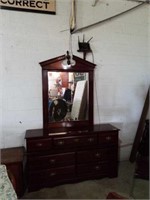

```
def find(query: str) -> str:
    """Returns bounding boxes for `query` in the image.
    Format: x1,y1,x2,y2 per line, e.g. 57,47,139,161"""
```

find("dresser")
25,124,119,192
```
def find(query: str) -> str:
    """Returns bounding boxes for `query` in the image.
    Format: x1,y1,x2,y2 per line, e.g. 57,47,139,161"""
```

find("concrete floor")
22,161,149,199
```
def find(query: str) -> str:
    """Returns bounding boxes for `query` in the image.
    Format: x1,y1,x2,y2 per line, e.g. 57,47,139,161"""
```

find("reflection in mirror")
48,72,89,122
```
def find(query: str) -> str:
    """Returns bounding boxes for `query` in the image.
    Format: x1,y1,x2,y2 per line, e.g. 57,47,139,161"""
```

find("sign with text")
0,0,56,14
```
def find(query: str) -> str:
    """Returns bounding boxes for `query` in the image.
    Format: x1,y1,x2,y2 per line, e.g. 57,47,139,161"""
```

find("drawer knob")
36,143,43,147
49,159,55,164
95,166,100,170
50,172,56,176
74,138,79,143
58,140,64,145
88,138,94,142
95,152,101,157
106,136,111,141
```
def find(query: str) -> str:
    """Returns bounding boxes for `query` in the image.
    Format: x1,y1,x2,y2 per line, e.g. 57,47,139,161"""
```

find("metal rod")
72,2,145,34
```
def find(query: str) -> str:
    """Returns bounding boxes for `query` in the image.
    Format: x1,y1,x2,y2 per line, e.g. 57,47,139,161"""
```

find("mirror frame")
40,54,96,132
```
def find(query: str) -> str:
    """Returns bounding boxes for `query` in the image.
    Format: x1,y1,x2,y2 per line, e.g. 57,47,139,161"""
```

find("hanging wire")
94,69,101,125
91,51,95,64
69,33,73,57
91,49,101,124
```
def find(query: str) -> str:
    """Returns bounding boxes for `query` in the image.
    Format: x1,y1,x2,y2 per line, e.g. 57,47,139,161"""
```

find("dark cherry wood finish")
25,55,119,192
25,124,119,192
39,55,96,131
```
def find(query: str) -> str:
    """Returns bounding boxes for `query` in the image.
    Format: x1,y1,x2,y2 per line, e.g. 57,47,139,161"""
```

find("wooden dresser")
25,124,119,192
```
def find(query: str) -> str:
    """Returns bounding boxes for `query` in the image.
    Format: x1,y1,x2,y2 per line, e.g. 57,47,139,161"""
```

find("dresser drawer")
26,138,52,152
28,152,75,169
29,166,75,183
98,133,118,145
77,162,108,175
77,149,110,163
53,135,97,148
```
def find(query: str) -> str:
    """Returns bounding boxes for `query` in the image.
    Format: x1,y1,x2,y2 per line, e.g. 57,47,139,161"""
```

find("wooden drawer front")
29,166,75,183
53,135,97,148
77,149,109,163
98,133,118,145
27,138,52,152
28,152,75,169
77,162,108,175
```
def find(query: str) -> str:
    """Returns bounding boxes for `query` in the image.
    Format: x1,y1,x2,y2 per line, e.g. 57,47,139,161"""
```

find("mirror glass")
48,72,89,122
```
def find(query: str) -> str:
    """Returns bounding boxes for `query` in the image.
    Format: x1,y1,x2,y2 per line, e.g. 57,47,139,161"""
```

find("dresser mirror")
40,54,96,132
48,71,89,122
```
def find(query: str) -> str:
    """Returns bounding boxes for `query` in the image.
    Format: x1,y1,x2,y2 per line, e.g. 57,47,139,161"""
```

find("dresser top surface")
25,124,119,139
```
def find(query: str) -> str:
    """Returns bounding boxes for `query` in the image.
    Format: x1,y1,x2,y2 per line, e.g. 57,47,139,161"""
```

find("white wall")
0,10,3,148
0,0,149,160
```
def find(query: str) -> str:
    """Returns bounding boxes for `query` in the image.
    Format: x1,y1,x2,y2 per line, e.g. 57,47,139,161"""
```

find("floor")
22,161,149,199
